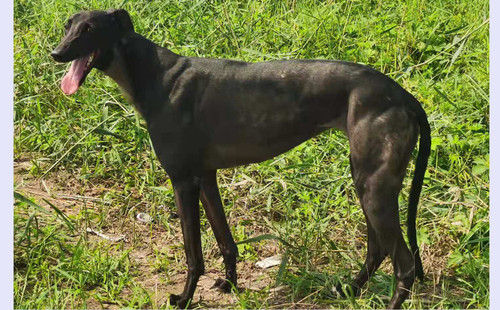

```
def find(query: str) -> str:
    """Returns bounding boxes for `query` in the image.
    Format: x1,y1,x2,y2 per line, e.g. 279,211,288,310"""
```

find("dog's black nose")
51,49,65,62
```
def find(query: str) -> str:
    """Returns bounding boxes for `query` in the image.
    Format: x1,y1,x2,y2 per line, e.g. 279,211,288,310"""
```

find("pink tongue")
61,55,91,95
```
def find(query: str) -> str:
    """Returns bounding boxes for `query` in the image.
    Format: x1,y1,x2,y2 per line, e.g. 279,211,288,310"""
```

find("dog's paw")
212,278,234,293
333,283,359,299
332,284,347,298
169,294,191,309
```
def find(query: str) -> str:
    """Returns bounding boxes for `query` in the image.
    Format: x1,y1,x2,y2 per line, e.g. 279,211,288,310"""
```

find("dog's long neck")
103,33,183,119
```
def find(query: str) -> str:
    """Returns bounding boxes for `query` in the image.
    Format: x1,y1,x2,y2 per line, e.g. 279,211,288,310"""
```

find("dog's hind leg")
352,170,415,309
335,156,386,297
349,218,386,295
347,105,419,309
200,170,238,292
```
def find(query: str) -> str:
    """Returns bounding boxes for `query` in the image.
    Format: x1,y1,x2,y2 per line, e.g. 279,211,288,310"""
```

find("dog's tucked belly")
203,136,313,169
203,114,345,169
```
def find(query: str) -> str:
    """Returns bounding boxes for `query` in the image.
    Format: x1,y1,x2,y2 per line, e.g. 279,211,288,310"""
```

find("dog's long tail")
407,102,431,282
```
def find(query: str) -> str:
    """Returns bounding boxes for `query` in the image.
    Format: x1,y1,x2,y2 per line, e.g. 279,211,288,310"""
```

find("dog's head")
51,9,134,95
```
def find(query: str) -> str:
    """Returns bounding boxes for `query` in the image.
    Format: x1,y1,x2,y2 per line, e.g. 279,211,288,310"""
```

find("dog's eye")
82,23,94,33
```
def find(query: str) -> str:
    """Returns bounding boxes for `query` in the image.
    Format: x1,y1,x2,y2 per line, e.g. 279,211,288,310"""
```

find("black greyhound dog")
51,9,430,309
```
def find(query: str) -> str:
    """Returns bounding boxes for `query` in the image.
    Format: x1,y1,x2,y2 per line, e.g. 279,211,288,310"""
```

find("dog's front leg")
169,177,204,308
200,170,238,292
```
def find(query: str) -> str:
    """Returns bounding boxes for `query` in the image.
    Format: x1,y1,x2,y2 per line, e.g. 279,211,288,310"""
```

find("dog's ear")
108,9,134,33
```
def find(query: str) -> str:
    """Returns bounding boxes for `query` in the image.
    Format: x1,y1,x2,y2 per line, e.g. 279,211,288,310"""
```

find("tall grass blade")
42,198,75,232
14,191,50,214
236,233,293,248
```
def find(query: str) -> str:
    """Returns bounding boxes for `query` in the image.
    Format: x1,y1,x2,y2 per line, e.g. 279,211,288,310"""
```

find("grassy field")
14,0,489,308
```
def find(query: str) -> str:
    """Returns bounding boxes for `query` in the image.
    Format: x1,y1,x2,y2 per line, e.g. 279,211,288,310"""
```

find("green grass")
14,0,489,308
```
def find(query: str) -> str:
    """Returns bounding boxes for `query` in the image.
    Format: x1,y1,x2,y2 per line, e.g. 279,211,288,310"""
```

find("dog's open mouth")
61,50,99,95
